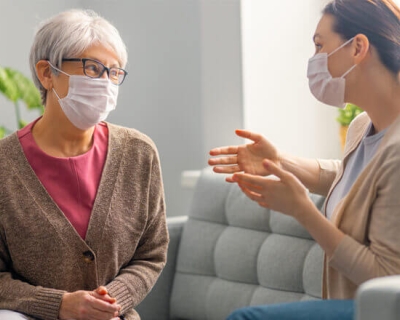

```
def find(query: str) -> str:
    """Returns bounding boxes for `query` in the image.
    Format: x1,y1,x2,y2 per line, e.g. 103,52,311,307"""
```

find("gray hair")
29,9,128,105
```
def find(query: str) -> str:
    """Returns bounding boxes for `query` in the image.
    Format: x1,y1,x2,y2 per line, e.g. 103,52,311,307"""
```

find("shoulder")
378,114,400,159
0,133,19,160
106,122,159,155
362,115,400,186
0,134,21,184
343,112,370,153
348,112,370,135
0,132,17,147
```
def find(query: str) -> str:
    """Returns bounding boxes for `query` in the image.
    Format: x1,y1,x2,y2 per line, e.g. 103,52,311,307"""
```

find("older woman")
0,9,168,320
209,0,400,319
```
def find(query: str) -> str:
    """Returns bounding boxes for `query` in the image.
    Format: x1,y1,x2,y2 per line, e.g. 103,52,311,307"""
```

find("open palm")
209,129,280,180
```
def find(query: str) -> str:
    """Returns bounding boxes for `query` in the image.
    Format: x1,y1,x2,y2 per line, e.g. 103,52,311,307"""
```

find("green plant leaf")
336,103,363,126
0,126,6,139
1,66,43,137
3,67,43,110
0,66,19,102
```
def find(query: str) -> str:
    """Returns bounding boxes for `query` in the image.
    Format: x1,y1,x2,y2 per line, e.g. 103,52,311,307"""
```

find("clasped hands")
208,129,311,219
59,286,121,320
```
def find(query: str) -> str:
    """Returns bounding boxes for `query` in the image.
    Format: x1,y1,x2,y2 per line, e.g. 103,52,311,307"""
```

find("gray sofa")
137,167,324,319
137,168,400,320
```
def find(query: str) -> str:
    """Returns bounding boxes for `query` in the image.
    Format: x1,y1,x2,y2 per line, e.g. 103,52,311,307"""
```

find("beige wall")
240,0,342,159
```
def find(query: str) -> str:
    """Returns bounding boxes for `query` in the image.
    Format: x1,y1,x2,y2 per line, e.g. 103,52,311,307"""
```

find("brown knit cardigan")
0,122,169,320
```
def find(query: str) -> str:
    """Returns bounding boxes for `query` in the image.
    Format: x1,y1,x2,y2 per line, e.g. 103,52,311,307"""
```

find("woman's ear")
353,34,370,64
35,60,53,90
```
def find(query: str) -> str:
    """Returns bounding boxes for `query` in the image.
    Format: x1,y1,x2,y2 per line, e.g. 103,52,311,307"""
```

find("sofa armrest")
355,275,400,320
136,216,188,320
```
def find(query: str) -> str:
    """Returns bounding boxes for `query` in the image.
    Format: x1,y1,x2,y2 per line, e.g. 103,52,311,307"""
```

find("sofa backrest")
170,168,325,320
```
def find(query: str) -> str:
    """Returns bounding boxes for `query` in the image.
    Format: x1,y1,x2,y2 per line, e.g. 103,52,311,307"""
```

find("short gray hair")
29,9,128,105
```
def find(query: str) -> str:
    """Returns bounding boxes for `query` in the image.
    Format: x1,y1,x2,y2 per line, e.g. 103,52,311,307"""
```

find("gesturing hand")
59,286,121,320
232,159,314,219
208,129,280,182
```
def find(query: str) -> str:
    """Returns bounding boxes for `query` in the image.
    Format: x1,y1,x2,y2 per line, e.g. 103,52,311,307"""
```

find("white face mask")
307,37,356,108
49,62,119,130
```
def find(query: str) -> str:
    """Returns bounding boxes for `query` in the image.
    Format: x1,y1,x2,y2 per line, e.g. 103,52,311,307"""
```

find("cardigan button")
83,251,95,263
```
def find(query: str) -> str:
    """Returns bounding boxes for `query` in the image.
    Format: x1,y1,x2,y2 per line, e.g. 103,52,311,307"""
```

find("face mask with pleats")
307,37,357,108
48,62,119,130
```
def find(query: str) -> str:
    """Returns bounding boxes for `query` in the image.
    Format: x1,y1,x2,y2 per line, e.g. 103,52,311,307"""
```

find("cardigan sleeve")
0,232,66,319
105,146,169,315
313,159,341,196
0,136,67,320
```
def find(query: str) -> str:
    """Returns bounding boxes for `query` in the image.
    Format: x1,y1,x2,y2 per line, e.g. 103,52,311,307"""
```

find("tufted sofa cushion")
170,168,325,320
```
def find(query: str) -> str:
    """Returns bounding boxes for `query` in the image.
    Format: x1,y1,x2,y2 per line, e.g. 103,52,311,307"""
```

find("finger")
232,172,266,187
236,179,264,195
209,146,239,156
93,287,115,303
87,307,119,320
91,298,121,314
208,155,238,166
93,292,117,304
238,184,271,210
238,184,263,202
263,160,290,182
258,201,269,208
91,293,120,311
95,286,108,296
213,165,241,174
82,298,120,320
235,129,263,143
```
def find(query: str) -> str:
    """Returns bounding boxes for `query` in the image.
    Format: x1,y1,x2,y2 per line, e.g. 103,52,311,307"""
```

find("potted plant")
336,103,363,150
0,66,43,138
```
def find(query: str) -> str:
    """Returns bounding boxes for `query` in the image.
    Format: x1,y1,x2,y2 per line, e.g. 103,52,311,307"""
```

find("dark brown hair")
323,0,400,75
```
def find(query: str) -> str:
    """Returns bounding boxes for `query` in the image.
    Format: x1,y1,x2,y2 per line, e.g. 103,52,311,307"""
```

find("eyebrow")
86,56,120,68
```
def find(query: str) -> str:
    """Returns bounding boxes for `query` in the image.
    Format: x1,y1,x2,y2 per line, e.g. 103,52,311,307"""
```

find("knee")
0,310,29,320
226,307,253,320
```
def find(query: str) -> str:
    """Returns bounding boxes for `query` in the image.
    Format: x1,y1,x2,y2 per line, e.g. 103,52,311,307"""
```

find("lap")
0,310,30,319
227,299,354,320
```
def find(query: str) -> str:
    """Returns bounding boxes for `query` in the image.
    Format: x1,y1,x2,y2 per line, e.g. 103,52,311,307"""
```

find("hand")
94,286,117,305
208,129,280,182
59,286,121,320
232,159,313,219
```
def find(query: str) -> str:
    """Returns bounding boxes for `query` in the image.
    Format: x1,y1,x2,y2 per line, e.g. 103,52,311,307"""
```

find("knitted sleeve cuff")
106,280,134,314
30,287,65,320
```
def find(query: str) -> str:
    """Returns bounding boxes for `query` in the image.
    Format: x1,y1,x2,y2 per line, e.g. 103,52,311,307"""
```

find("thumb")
95,286,108,295
95,286,117,304
235,129,262,143
263,159,288,181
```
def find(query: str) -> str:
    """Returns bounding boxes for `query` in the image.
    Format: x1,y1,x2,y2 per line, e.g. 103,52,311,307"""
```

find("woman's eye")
87,65,99,72
315,43,322,52
84,62,101,76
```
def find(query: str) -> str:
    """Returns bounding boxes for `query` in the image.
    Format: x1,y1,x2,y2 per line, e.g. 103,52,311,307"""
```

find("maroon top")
18,119,108,239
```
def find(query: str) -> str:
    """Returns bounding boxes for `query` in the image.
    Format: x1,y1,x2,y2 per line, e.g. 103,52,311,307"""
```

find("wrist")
59,292,71,320
293,197,317,224
277,151,287,170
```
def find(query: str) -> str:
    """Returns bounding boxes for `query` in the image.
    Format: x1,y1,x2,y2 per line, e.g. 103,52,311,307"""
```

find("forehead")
79,43,120,67
313,14,338,42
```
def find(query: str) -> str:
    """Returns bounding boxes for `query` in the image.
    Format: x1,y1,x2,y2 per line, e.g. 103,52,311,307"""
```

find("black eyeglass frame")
62,58,128,85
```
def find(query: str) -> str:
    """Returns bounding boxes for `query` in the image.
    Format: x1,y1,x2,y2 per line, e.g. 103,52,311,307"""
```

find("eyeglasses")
62,58,128,85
